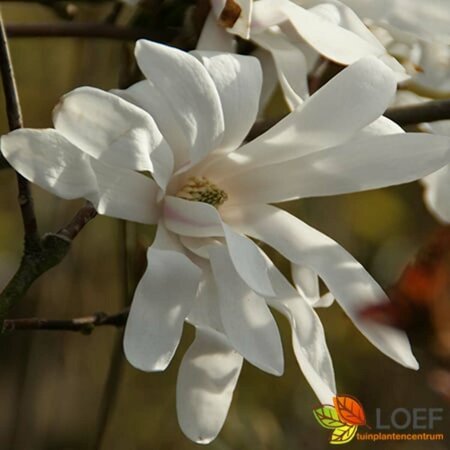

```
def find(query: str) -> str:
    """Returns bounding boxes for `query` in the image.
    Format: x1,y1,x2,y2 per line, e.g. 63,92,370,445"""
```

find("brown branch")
2,308,129,334
385,99,450,126
57,201,98,240
0,11,39,249
5,23,176,42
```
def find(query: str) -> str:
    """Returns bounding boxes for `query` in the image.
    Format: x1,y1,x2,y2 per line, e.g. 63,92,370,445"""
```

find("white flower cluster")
1,0,450,444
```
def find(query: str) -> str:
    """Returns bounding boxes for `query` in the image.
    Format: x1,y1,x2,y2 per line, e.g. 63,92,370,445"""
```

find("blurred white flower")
3,41,450,443
200,0,408,109
338,0,450,97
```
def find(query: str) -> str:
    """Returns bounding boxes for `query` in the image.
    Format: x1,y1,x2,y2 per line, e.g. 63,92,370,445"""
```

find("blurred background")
0,2,448,449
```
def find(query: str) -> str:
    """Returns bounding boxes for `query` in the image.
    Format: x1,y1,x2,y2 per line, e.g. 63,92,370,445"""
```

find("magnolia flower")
338,0,450,97
200,0,407,109
3,41,450,443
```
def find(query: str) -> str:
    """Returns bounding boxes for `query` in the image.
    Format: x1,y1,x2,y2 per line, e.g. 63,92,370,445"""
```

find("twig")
5,23,176,42
2,308,129,334
0,10,39,249
57,201,98,240
385,99,450,126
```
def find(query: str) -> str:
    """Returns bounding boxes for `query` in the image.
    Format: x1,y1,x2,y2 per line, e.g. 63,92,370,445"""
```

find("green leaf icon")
330,424,358,444
313,406,345,429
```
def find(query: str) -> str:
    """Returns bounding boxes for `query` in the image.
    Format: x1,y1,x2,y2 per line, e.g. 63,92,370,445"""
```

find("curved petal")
223,133,450,205
190,51,262,153
281,2,384,65
135,40,225,166
222,204,419,369
123,232,201,371
53,87,172,176
87,159,160,224
209,245,284,375
197,12,236,53
251,0,290,32
291,264,321,304
252,29,308,109
1,128,96,199
422,165,450,223
264,255,336,404
206,56,397,179
177,327,243,444
163,196,275,296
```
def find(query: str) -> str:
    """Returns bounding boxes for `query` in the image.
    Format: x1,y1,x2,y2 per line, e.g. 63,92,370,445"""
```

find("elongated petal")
291,264,320,304
87,159,160,224
251,0,290,32
207,56,397,179
282,2,383,65
422,165,450,223
264,256,336,404
1,128,97,199
252,29,308,108
209,245,284,375
224,133,450,205
123,238,201,371
222,204,419,369
53,87,171,175
163,196,275,296
197,12,236,52
177,327,243,444
135,40,225,165
191,52,262,153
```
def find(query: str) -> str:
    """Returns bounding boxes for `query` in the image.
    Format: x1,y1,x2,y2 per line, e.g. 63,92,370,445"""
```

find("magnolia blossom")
337,0,450,97
200,0,407,109
3,41,450,443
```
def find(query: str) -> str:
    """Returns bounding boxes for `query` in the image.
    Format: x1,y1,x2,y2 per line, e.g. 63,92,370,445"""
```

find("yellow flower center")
176,176,228,207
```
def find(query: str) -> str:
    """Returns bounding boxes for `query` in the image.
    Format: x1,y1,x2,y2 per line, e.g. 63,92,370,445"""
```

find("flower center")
176,176,228,207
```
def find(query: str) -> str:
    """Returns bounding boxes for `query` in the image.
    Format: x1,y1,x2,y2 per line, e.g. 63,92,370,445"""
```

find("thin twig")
57,202,98,240
0,10,39,249
5,23,176,42
2,308,129,334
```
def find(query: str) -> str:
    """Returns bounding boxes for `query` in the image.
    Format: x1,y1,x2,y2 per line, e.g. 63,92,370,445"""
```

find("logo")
313,395,368,445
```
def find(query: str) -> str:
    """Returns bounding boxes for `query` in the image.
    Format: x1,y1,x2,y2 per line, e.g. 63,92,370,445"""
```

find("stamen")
176,176,228,207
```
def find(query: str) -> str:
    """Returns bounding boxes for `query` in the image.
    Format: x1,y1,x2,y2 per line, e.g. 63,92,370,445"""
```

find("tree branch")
2,308,129,334
5,23,176,42
0,11,39,249
385,99,450,126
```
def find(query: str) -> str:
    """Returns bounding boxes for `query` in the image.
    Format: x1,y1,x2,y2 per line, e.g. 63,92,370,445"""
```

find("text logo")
313,395,367,445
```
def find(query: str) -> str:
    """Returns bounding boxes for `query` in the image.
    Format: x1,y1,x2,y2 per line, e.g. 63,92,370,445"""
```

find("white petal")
281,2,384,65
53,86,172,176
251,0,290,32
134,40,225,165
209,245,284,375
197,12,236,53
112,81,189,170
226,0,253,39
222,204,419,369
252,47,279,111
187,263,225,333
264,256,336,404
87,159,160,224
190,51,262,153
1,128,97,199
291,264,320,304
422,164,450,223
163,196,275,296
123,236,201,371
252,29,308,108
206,56,397,179
177,327,243,444
223,133,450,205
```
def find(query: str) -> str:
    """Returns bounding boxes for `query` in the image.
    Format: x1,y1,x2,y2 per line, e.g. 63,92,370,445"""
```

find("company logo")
313,395,367,445
314,396,445,444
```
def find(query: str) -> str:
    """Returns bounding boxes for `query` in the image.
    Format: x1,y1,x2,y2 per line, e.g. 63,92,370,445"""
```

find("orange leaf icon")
333,395,366,426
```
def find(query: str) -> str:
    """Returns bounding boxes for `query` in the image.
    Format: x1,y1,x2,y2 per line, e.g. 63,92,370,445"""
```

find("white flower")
337,0,450,97
200,0,408,109
2,41,450,443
